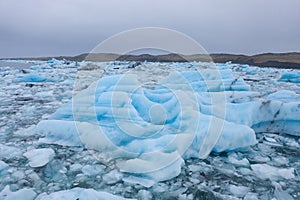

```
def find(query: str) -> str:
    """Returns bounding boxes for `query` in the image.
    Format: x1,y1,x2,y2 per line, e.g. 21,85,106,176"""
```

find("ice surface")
273,182,294,200
35,187,133,200
122,176,156,188
30,64,300,186
81,164,105,176
251,164,295,180
0,144,22,160
244,192,259,200
0,160,8,172
23,148,55,168
2,60,300,198
228,185,250,198
267,90,300,102
0,187,37,200
227,153,250,167
102,169,123,184
15,74,58,83
279,72,300,83
36,120,82,146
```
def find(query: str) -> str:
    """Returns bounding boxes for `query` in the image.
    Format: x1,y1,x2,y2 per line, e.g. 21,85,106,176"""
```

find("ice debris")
251,164,295,180
0,186,37,200
228,185,250,198
279,71,300,83
0,144,22,160
15,74,58,83
35,187,133,200
0,160,8,172
23,148,55,168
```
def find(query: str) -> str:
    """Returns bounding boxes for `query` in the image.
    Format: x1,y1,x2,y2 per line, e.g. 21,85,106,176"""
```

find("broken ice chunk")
228,185,250,198
0,160,8,172
23,148,55,168
1,188,37,200
35,187,131,200
251,164,295,180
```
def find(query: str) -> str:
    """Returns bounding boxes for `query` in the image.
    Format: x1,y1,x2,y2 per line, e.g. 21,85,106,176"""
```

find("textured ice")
0,144,22,160
228,185,250,198
102,169,123,184
81,164,105,176
227,153,250,167
0,160,8,172
23,148,55,168
201,93,300,136
36,120,82,146
273,182,294,200
0,187,37,200
279,72,300,83
31,64,300,186
251,164,295,180
122,175,156,188
35,187,133,200
33,68,260,186
15,74,58,83
267,90,300,102
9,60,300,195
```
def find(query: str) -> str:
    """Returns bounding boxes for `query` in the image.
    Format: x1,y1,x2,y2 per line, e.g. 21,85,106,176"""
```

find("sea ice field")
0,59,299,199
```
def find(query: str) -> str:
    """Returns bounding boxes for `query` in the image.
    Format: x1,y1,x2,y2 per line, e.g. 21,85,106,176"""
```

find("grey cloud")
0,0,300,57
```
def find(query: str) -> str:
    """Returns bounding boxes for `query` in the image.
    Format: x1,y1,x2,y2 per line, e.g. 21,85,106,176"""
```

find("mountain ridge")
3,52,300,69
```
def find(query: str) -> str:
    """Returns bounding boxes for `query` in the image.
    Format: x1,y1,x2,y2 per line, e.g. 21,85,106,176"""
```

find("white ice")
23,148,55,168
0,186,37,200
35,187,134,200
251,164,295,180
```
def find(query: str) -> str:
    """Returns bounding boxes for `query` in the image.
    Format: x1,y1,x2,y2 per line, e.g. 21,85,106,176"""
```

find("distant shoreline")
2,52,300,69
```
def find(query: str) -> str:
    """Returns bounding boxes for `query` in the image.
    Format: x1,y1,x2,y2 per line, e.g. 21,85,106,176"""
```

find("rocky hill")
4,52,300,69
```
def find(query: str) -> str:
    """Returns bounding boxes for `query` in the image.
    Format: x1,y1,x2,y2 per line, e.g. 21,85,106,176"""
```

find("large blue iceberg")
31,64,300,187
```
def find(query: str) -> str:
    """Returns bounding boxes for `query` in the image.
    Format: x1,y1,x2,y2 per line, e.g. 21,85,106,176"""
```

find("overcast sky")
1,0,300,58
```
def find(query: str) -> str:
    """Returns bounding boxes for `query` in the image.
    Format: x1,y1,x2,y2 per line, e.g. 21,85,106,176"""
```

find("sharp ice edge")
23,148,55,168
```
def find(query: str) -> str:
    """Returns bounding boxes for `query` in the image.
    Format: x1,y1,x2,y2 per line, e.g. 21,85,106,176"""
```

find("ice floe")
25,62,300,187
23,148,55,168
35,187,133,200
1,59,299,199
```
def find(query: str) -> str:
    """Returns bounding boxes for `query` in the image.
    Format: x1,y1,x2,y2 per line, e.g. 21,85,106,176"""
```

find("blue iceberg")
279,72,300,83
15,74,59,83
31,65,300,186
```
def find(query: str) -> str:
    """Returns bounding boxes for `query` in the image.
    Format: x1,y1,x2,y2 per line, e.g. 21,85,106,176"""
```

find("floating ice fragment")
15,74,58,82
23,148,55,168
2,188,37,200
244,192,259,200
267,90,300,102
0,144,22,159
273,182,294,200
35,188,133,200
228,185,250,198
227,153,250,167
0,144,22,160
0,160,8,172
137,190,153,200
279,72,300,83
102,169,123,184
122,176,156,188
36,120,82,146
251,164,295,180
82,165,105,176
